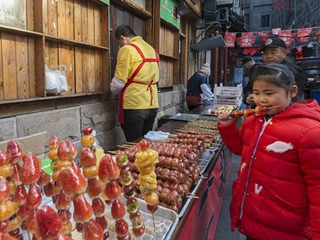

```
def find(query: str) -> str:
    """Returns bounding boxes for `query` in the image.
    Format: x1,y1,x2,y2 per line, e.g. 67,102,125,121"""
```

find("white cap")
199,63,211,76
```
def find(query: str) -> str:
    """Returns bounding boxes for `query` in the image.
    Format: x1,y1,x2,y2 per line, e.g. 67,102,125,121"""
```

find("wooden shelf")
159,53,179,61
0,25,43,37
44,35,109,50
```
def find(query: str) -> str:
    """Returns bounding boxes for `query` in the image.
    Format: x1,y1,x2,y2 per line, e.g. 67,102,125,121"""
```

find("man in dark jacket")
261,37,306,101
243,37,306,107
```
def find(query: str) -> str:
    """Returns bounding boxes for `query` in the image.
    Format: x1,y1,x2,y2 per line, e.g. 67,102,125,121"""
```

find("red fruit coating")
36,205,63,240
6,140,22,164
0,150,10,166
86,177,102,199
57,166,87,198
11,165,22,186
55,191,72,210
92,197,105,217
17,204,31,221
19,153,41,185
111,199,126,220
95,215,108,232
0,232,18,240
132,224,145,238
115,218,129,237
13,184,27,205
80,147,97,167
57,139,77,161
243,109,255,117
72,193,94,223
138,139,149,150
37,170,51,187
43,181,55,197
0,219,9,232
116,151,129,168
83,219,104,240
76,222,84,232
0,176,10,201
82,127,93,135
98,154,120,182
58,210,72,224
104,180,122,201
48,136,60,149
26,184,42,209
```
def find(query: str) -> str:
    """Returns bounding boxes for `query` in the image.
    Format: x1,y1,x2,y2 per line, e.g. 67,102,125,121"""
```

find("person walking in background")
241,56,262,107
110,25,160,142
262,37,306,101
186,63,214,110
217,63,320,239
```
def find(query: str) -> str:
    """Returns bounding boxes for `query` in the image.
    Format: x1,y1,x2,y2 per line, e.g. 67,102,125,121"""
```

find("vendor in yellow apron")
119,43,159,123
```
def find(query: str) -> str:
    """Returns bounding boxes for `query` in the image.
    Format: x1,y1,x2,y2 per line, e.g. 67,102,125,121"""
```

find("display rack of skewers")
0,127,181,240
111,128,223,218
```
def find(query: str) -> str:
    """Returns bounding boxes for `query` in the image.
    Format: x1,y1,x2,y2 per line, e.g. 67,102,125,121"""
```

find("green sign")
100,0,109,5
160,0,180,29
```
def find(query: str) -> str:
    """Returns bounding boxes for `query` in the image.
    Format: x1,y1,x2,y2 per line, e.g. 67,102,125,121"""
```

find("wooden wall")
0,0,109,101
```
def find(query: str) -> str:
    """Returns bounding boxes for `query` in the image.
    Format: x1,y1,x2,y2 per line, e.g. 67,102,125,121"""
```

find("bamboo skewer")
106,150,118,155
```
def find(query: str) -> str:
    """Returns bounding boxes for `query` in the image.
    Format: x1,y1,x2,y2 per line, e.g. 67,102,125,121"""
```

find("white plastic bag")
55,65,68,93
45,65,68,94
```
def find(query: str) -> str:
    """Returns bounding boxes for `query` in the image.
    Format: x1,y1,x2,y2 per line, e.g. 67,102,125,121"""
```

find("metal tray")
169,113,200,121
22,194,178,240
201,108,217,116
178,178,203,218
105,195,179,240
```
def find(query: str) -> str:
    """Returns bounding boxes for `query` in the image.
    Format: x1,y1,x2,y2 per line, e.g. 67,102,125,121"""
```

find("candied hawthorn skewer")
81,127,109,239
135,139,159,234
218,105,284,119
116,151,146,238
98,153,131,239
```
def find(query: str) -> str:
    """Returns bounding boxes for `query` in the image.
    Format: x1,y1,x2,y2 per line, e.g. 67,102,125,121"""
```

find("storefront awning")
191,35,226,51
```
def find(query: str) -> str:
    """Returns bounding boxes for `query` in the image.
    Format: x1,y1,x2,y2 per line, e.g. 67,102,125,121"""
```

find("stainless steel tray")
169,113,200,121
22,194,178,240
178,178,203,218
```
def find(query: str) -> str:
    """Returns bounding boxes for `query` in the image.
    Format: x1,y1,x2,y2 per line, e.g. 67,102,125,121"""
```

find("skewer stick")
106,150,118,155
187,193,199,199
152,213,156,237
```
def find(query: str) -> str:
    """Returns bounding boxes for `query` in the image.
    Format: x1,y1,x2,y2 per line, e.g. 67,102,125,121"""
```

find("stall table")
156,104,234,239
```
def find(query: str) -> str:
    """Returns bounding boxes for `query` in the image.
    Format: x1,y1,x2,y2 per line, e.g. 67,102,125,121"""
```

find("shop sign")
100,0,110,4
160,0,180,29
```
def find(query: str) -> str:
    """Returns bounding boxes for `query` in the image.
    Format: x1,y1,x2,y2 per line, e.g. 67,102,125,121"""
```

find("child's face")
252,79,296,115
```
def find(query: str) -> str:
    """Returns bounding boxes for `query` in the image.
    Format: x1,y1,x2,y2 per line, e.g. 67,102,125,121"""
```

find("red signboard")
224,32,236,48
273,0,290,11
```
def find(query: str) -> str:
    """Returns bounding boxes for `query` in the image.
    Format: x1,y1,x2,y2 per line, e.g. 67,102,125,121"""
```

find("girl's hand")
217,111,234,126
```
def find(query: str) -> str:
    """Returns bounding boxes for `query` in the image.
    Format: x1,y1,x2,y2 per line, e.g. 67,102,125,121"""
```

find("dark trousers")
121,109,158,142
246,237,255,240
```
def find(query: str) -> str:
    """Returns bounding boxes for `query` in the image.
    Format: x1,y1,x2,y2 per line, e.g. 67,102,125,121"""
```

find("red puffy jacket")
218,100,320,240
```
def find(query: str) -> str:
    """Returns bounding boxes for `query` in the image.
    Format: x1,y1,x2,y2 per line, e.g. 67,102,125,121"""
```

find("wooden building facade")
0,0,205,151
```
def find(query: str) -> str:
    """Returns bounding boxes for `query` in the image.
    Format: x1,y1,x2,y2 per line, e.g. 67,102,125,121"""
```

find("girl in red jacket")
217,63,320,240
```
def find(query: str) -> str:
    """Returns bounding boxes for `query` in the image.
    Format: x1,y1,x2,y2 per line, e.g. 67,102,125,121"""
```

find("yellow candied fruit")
81,135,95,147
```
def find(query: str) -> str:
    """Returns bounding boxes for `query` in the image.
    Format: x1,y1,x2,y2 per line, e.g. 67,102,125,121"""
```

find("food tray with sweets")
197,148,216,174
32,194,178,240
104,195,179,240
169,113,200,121
201,105,237,116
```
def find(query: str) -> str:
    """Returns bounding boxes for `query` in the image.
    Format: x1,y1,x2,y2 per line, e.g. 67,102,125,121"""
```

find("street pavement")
214,154,246,240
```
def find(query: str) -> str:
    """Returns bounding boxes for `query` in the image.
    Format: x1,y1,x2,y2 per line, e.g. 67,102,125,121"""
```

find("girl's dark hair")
251,63,296,94
115,25,136,39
